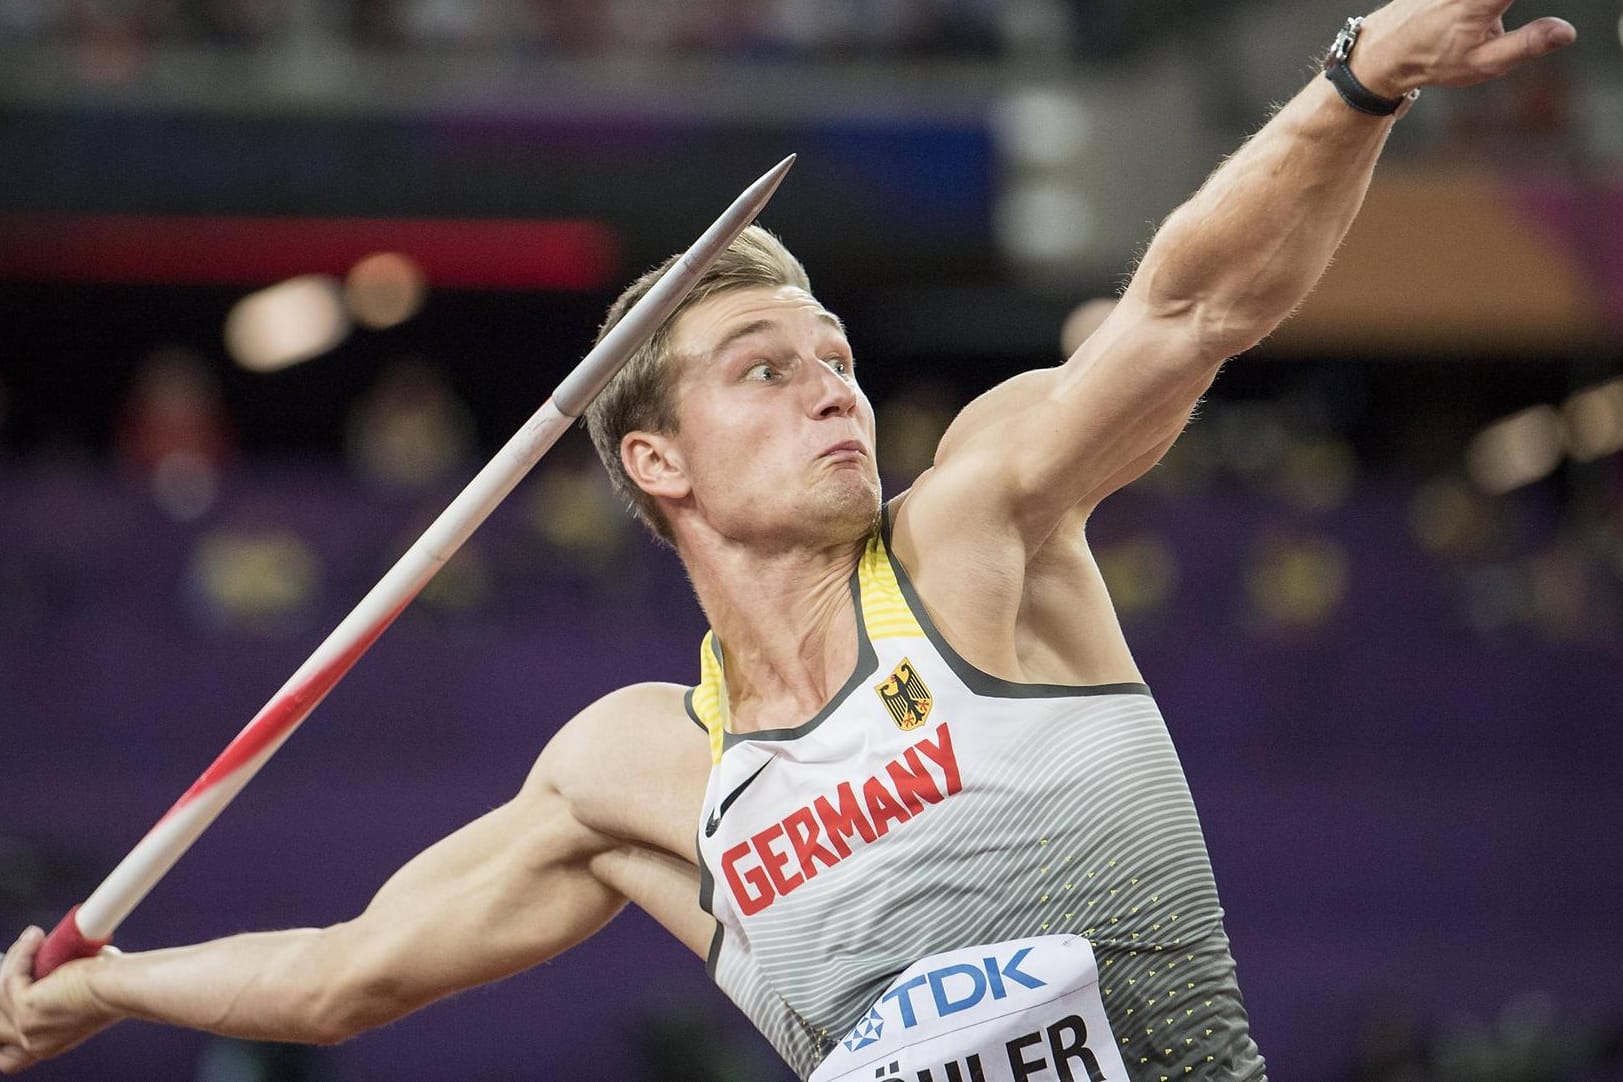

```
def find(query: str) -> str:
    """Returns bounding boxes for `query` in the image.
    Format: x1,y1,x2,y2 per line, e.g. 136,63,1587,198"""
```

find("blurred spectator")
1245,530,1350,632
6,0,1040,58
66,0,174,82
187,519,322,636
526,457,631,578
114,345,236,521
344,356,477,494
1092,528,1179,621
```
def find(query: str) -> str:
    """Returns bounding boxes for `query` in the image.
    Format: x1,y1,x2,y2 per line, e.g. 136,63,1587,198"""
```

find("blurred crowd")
0,0,1222,60
2,337,1620,653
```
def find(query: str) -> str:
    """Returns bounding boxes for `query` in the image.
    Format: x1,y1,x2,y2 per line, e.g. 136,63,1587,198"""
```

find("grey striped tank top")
687,524,1266,1081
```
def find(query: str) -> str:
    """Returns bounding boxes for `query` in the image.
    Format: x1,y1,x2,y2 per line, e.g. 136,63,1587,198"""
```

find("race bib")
809,935,1130,1082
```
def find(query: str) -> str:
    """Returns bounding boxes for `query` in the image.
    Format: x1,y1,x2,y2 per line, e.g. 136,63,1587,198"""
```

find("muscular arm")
917,0,1574,544
107,784,617,1044
0,685,688,1073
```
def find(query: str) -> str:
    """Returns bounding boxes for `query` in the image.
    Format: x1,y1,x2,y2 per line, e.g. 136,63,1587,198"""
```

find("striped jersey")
688,522,1266,1081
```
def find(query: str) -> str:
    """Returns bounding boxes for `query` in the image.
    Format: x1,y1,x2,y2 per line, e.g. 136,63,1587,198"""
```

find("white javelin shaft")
71,155,796,944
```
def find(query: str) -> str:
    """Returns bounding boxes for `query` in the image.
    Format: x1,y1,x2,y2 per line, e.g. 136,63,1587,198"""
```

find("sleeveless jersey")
689,523,1266,1082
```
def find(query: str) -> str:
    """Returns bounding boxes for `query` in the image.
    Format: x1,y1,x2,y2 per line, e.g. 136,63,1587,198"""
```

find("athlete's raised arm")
916,0,1574,545
0,683,700,1075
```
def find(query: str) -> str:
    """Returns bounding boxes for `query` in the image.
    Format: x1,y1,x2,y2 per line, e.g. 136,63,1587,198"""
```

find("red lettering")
916,723,963,795
718,724,965,918
814,782,877,858
886,747,945,814
751,823,804,897
863,775,912,836
783,806,841,878
721,840,774,916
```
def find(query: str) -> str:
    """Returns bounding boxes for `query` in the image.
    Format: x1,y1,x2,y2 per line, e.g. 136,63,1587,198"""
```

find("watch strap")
1324,15,1420,118
1326,58,1410,116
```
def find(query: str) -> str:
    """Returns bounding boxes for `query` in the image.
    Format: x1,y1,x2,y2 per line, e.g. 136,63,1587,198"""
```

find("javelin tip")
739,154,796,220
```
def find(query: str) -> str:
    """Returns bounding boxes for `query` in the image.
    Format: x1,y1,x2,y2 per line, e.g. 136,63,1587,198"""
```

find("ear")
621,430,691,502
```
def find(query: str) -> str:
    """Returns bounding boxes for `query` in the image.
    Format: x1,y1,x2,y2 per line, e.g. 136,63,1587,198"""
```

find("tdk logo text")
882,948,1046,1029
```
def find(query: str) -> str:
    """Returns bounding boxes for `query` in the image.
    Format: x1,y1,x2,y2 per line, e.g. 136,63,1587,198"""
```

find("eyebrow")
709,310,847,360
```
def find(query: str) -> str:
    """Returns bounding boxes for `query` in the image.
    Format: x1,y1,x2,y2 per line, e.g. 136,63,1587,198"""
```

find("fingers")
0,929,44,1074
0,1044,39,1075
0,931,41,999
0,1050,39,1074
1467,16,1577,79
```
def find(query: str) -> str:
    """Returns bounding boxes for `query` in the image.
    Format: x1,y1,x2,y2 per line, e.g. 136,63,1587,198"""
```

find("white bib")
809,935,1132,1082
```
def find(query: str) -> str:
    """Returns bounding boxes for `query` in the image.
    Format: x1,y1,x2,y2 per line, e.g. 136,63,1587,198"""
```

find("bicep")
326,780,624,1026
934,300,1220,539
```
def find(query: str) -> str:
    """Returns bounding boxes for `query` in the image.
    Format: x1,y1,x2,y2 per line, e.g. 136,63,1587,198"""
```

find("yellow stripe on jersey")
859,530,925,641
689,530,923,763
692,631,727,764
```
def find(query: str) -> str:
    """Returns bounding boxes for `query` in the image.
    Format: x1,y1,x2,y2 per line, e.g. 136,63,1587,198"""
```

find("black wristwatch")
1324,16,1421,117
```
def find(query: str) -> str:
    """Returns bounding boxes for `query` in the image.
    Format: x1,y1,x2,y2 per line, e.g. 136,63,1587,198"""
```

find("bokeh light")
224,275,351,373
1465,405,1564,495
345,252,429,331
1562,377,1623,462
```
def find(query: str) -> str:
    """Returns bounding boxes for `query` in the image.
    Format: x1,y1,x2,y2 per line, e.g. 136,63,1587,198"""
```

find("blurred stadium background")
2,1,1621,1079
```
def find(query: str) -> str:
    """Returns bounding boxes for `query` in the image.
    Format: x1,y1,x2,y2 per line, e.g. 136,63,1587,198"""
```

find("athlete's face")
632,285,880,547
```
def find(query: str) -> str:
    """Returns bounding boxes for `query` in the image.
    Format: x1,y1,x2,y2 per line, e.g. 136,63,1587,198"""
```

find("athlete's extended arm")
0,690,651,1075
926,0,1574,538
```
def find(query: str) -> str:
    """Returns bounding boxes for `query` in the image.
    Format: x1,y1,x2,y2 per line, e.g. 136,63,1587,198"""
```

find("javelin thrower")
1,2,1574,1078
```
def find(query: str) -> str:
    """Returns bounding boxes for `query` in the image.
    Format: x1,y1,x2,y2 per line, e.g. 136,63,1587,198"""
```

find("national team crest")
875,658,932,731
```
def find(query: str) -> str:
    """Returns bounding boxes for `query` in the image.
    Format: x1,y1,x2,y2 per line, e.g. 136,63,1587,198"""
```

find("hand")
1355,0,1576,97
0,928,119,1075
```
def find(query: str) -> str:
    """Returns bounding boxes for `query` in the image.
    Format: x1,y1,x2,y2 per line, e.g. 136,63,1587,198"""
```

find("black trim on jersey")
880,508,1154,700
682,686,707,733
717,561,879,750
696,830,726,980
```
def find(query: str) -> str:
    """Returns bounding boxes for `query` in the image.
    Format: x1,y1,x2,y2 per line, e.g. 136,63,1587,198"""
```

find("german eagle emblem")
875,658,933,731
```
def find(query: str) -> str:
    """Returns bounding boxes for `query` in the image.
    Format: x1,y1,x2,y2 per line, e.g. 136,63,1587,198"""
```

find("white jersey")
689,521,1266,1081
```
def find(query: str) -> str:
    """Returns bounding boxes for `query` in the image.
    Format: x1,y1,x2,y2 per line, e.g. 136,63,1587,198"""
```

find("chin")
814,476,884,542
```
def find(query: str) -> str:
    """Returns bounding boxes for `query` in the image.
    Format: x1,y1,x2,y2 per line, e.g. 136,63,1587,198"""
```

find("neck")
681,529,871,735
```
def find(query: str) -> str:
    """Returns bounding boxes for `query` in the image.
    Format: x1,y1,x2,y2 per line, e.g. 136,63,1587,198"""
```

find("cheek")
688,411,785,483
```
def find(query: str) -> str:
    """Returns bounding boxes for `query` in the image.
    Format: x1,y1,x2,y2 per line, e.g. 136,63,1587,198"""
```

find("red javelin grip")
34,907,110,979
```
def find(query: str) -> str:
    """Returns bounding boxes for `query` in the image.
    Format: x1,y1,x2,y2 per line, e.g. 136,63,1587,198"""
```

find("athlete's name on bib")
863,1016,1108,1082
721,722,962,916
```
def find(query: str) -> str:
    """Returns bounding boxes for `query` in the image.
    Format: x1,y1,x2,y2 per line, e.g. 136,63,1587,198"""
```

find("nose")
808,359,859,418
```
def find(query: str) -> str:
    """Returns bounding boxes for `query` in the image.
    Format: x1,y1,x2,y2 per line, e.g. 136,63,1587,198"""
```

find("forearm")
1133,59,1396,356
1130,0,1575,357
86,927,360,1045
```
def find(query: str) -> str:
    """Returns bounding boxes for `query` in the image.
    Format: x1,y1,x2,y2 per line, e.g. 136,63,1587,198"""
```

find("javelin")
32,154,797,979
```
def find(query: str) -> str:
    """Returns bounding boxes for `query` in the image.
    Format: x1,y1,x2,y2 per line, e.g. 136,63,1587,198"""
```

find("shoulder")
932,367,1063,466
892,367,1069,556
530,682,711,851
539,682,699,785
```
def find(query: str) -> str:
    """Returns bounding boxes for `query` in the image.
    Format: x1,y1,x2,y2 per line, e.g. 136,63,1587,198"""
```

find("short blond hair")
585,225,812,543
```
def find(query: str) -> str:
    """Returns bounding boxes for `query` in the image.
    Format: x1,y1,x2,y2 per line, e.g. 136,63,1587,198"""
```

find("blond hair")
585,225,812,543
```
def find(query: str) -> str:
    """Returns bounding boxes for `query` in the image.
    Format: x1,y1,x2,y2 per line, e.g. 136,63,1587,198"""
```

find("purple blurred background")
3,459,1619,1080
3,1,1622,1079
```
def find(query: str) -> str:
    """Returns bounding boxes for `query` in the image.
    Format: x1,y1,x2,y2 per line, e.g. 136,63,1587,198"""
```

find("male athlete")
0,1,1574,1078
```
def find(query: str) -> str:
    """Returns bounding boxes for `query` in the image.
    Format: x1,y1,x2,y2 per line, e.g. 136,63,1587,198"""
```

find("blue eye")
746,362,779,381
